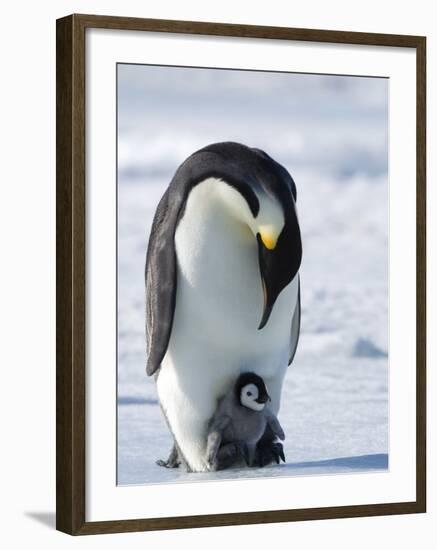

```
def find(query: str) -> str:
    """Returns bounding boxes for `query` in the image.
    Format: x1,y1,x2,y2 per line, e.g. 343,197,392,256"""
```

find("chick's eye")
247,391,252,396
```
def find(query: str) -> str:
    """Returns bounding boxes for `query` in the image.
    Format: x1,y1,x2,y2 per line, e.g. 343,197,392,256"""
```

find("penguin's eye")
247,391,252,396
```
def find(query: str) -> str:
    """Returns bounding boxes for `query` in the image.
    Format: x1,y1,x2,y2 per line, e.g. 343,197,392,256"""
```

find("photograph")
116,63,389,486
2,0,432,545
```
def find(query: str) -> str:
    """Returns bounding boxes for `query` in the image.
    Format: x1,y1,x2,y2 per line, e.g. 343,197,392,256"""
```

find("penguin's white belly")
156,180,298,472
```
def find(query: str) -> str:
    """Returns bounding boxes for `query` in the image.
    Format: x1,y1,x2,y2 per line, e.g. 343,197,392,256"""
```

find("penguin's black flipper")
288,275,301,366
145,186,179,377
277,443,286,463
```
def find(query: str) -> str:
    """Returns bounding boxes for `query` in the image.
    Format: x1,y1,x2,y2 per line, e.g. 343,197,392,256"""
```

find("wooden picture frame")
56,13,426,535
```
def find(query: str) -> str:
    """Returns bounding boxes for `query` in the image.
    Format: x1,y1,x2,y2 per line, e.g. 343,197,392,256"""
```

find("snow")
116,65,388,485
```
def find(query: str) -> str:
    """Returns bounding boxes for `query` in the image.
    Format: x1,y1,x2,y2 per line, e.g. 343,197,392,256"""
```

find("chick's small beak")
256,394,270,404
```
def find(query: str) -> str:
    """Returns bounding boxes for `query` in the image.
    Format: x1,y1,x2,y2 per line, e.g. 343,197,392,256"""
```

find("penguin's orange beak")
258,226,279,250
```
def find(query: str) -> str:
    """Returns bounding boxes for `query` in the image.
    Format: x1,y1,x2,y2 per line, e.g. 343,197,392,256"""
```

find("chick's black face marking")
255,393,270,405
235,372,270,407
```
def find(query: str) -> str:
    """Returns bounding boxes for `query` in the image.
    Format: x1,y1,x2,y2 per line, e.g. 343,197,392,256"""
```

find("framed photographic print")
56,14,426,535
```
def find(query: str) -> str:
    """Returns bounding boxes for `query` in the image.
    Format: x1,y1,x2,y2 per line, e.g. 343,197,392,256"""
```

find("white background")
0,0,434,548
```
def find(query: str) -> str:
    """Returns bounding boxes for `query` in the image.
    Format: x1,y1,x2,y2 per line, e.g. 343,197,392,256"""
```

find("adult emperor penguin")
145,142,302,473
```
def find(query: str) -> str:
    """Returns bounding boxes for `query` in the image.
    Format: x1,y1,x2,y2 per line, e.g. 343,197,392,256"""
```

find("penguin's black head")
235,372,271,412
250,147,302,329
189,142,302,329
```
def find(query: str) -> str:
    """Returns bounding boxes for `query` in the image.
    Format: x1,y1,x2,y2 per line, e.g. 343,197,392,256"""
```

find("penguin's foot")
206,458,218,472
206,449,218,471
206,447,222,471
156,458,180,468
156,444,181,469
242,444,257,467
254,440,286,467
214,442,245,471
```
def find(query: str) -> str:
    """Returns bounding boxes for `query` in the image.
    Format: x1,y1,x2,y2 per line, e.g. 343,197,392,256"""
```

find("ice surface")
116,66,388,485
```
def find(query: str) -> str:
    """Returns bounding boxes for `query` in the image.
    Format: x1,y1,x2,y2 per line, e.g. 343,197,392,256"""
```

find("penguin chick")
206,372,285,471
